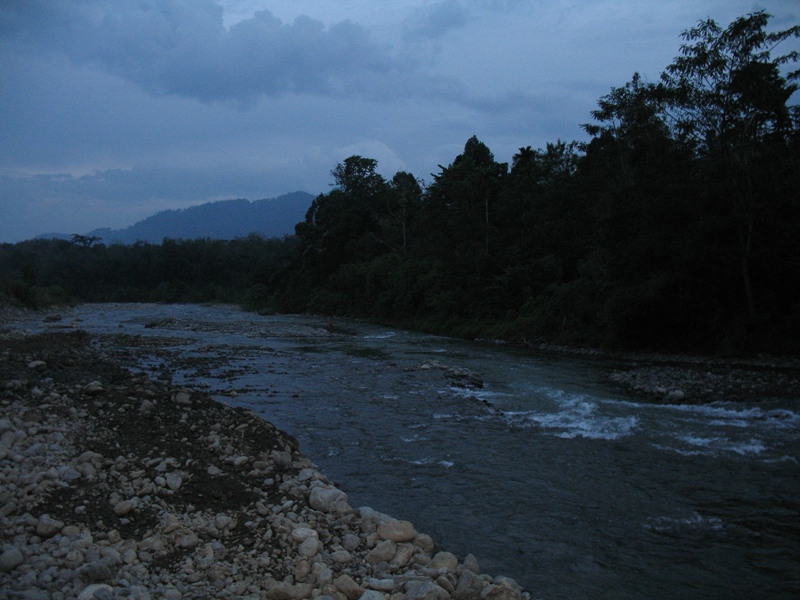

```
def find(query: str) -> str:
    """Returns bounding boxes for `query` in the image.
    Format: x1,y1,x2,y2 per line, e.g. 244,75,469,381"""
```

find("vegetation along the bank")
2,12,799,355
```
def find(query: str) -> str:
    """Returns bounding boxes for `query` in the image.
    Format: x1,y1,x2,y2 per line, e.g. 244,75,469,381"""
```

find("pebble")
0,547,24,572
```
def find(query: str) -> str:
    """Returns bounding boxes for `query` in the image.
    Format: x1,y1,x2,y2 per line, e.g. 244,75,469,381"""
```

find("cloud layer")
3,0,411,102
1,0,795,242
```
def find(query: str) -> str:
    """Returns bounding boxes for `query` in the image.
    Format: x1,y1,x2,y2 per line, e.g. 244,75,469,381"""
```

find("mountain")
38,192,314,244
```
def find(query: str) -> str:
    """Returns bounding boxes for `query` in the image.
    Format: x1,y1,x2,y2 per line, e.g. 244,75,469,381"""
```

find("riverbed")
8,304,800,600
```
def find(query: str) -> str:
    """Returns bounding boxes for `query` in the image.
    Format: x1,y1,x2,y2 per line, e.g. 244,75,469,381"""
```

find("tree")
657,11,800,320
387,171,423,254
71,234,103,248
426,136,507,267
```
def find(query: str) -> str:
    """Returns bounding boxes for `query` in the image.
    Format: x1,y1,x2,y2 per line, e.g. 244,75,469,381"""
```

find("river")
11,303,800,599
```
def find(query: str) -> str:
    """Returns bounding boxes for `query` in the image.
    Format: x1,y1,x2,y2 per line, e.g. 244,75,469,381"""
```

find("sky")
1,0,798,243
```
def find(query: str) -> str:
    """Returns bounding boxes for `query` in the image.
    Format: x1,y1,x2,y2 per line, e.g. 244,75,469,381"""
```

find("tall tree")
657,11,800,320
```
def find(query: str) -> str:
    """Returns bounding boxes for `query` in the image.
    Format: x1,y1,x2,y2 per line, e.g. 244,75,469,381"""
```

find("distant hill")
37,192,314,244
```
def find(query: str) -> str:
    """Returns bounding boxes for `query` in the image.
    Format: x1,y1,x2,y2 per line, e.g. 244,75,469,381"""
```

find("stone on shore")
0,547,24,572
309,486,350,514
378,519,417,542
404,581,451,600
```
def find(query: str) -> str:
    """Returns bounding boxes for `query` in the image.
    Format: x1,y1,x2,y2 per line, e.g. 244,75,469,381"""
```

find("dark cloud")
1,0,402,103
402,0,470,41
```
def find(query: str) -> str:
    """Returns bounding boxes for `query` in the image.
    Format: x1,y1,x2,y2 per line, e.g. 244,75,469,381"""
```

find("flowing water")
11,304,800,599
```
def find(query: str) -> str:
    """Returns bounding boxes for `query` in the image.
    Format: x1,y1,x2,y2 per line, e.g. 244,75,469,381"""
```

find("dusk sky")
2,0,798,243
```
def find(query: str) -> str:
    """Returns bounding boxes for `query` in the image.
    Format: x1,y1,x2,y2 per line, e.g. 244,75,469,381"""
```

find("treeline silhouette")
2,12,799,354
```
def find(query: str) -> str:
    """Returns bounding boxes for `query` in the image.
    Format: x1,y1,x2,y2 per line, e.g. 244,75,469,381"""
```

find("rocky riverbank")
0,327,531,600
605,351,800,404
527,338,800,404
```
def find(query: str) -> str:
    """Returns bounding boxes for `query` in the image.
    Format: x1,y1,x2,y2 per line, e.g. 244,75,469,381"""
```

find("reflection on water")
9,303,800,600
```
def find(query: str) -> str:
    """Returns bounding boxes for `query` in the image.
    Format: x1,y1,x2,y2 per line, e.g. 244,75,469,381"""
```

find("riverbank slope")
0,325,531,600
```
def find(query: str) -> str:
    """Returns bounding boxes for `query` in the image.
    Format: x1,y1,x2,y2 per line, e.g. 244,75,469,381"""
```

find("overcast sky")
1,0,797,242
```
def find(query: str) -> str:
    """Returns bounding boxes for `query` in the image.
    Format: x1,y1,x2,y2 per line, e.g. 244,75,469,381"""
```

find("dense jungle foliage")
2,13,799,354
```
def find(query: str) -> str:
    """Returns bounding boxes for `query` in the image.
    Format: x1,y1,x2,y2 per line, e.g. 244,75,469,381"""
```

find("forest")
2,13,799,355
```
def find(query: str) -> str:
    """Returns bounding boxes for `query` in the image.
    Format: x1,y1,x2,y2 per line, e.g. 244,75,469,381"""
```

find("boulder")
377,519,417,542
430,551,459,571
309,487,350,514
366,539,396,564
334,574,365,600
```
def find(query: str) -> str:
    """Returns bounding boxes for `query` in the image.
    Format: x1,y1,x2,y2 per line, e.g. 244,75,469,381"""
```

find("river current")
12,304,800,599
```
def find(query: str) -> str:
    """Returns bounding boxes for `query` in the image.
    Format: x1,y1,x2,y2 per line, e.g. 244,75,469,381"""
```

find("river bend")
10,304,800,600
